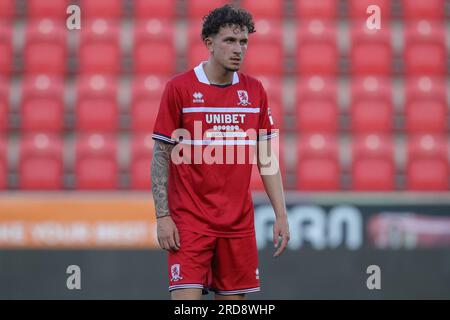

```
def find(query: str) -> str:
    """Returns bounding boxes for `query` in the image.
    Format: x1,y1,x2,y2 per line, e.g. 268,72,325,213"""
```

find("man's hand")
273,216,290,258
157,216,180,252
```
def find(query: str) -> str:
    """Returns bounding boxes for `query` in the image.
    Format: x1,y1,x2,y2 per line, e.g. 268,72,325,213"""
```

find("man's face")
206,24,249,72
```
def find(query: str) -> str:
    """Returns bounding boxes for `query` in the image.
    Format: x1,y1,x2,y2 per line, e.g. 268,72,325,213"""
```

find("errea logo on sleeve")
193,92,204,103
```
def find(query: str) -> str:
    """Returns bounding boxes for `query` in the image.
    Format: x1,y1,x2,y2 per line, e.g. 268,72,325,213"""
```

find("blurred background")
0,0,450,299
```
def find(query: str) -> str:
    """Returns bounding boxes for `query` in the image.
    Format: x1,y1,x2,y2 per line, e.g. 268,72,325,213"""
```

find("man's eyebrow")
223,36,248,42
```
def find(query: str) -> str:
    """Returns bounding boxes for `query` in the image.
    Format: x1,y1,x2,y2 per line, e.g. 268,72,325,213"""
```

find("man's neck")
203,60,234,85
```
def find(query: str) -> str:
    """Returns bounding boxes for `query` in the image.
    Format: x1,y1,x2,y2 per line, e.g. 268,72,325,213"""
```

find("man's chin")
225,65,240,72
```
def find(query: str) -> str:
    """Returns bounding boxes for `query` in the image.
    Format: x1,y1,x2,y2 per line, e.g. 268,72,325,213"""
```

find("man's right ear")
204,37,214,53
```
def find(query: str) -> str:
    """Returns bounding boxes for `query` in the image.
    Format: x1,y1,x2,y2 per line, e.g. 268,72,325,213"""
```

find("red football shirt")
152,61,277,237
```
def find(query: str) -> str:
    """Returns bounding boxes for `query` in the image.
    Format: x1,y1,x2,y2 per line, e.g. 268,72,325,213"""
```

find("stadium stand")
0,0,449,192
24,19,67,75
0,22,13,76
20,74,65,132
18,132,63,189
75,132,118,189
133,0,176,19
78,19,121,75
351,133,395,190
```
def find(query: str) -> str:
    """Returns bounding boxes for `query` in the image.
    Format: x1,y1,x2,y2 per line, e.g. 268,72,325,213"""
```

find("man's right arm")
151,140,173,218
151,140,180,251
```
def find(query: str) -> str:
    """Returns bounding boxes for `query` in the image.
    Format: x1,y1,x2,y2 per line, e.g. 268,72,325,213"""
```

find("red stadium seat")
21,74,64,132
131,75,167,132
405,76,447,134
133,19,175,75
79,19,121,74
27,0,69,19
348,0,391,20
402,0,445,21
296,20,338,75
79,0,123,19
350,23,392,75
0,77,8,132
0,22,13,76
253,74,283,128
75,133,118,189
134,0,176,19
187,0,228,18
297,133,340,190
350,76,393,133
187,21,208,69
296,76,338,132
406,134,449,191
0,0,15,20
242,19,283,75
351,133,395,190
241,0,283,19
19,133,63,189
0,135,6,189
24,19,67,75
130,133,154,189
250,139,286,191
295,0,338,20
404,20,446,76
76,75,118,132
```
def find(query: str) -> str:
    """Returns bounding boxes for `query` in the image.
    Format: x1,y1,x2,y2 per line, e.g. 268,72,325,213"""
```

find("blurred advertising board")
1,193,449,250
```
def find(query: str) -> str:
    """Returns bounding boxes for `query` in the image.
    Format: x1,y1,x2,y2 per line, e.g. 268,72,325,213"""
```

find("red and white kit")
153,61,277,294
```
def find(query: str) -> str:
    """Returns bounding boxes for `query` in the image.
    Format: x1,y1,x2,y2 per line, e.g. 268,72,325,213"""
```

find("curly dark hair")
201,4,256,41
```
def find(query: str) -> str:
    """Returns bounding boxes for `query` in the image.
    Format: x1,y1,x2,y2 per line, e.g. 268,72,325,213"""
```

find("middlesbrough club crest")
170,264,183,282
237,90,251,106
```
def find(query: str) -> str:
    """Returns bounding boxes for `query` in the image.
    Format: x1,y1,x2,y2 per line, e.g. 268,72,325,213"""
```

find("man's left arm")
257,139,290,258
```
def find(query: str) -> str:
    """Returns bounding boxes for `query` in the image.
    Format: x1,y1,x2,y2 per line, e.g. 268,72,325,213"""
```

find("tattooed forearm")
151,140,174,219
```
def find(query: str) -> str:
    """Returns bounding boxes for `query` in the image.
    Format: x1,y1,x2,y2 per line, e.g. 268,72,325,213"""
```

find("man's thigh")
211,235,261,296
168,230,216,293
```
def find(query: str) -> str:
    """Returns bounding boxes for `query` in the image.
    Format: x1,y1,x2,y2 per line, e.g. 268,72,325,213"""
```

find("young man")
151,5,290,300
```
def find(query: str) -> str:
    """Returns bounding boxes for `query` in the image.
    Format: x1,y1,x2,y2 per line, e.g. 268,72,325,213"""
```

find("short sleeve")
258,82,278,141
152,81,182,145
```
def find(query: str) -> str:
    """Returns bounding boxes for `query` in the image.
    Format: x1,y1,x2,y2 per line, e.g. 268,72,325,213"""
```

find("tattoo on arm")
151,141,174,219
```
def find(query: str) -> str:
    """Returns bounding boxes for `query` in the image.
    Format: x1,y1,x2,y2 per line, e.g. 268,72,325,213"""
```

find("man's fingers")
174,228,181,248
273,234,290,257
167,234,180,251
273,229,279,248
160,239,169,251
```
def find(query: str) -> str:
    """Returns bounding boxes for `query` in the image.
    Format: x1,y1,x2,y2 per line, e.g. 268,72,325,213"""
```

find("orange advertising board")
0,193,160,249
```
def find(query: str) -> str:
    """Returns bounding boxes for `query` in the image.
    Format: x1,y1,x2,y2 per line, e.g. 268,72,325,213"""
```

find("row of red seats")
0,0,447,20
0,132,448,191
0,132,154,190
0,74,162,132
296,75,448,133
0,132,285,191
1,19,448,76
296,133,449,191
1,74,447,134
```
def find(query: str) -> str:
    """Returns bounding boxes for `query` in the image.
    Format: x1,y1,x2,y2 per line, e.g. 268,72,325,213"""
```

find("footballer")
151,4,290,300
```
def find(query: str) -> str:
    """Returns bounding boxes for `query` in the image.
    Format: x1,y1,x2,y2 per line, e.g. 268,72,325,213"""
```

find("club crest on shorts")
237,90,251,106
170,264,183,282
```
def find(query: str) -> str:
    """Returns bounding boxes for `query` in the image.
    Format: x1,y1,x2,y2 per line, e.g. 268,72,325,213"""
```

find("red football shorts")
168,229,261,295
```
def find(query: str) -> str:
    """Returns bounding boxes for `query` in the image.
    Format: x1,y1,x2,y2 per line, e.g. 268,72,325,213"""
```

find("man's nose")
232,43,242,54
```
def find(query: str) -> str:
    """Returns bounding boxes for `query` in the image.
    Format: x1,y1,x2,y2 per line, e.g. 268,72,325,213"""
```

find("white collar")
194,61,239,85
